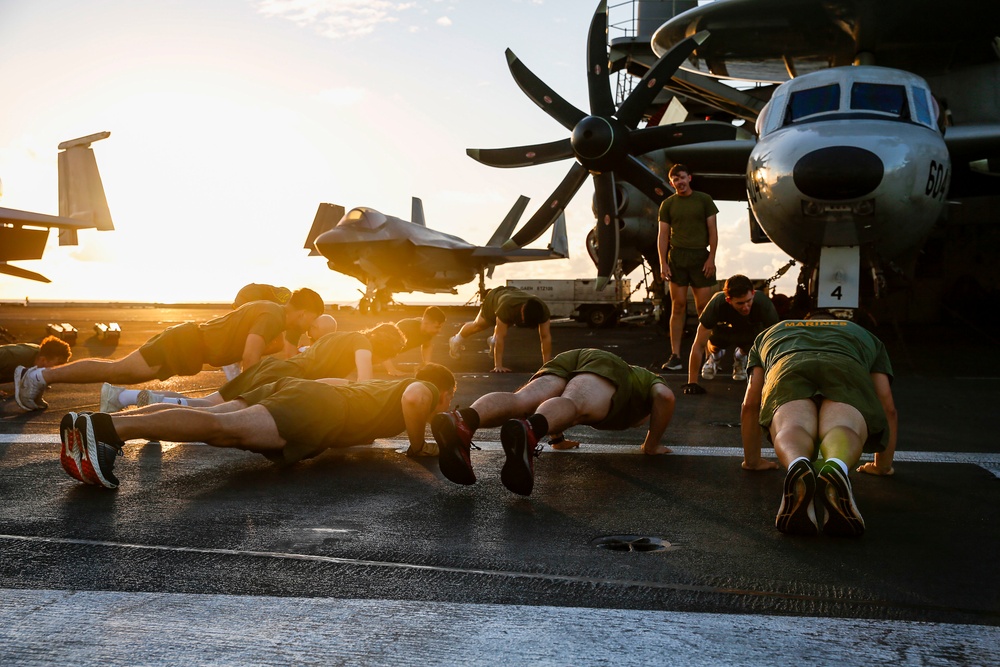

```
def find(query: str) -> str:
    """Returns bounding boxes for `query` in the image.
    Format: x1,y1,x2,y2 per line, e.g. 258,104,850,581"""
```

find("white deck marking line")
4,435,999,476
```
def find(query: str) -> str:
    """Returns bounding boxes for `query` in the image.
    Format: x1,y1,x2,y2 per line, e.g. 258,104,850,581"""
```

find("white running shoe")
448,334,463,359
732,350,748,381
701,352,720,380
14,365,46,411
136,389,165,407
100,383,126,412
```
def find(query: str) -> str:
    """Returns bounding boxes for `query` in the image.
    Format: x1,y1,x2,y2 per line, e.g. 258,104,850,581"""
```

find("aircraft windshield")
851,82,907,117
787,84,840,122
337,208,387,230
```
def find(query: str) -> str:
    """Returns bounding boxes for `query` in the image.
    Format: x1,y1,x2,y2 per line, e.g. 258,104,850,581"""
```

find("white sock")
789,456,810,470
118,390,141,406
825,457,850,477
161,397,189,406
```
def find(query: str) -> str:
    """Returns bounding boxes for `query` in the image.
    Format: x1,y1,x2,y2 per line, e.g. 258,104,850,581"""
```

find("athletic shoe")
732,350,748,382
500,418,540,496
136,389,163,408
76,413,124,489
661,354,682,371
13,365,43,411
819,462,865,537
431,410,476,485
775,459,819,535
448,334,463,359
487,335,496,357
701,354,718,380
59,412,90,483
99,383,126,412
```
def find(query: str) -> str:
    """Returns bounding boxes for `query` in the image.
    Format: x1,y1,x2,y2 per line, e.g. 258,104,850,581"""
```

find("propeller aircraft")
0,132,114,283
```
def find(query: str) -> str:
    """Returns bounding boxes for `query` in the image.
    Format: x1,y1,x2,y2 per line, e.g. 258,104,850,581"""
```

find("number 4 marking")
831,285,843,300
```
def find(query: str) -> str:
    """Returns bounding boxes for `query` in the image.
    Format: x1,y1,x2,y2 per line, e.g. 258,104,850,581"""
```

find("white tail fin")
57,131,113,245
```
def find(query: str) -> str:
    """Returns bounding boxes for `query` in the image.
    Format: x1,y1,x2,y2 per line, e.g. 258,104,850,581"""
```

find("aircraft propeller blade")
466,138,573,168
505,49,587,132
592,171,619,290
628,120,743,156
586,0,615,119
615,30,710,129
505,163,589,249
616,155,673,204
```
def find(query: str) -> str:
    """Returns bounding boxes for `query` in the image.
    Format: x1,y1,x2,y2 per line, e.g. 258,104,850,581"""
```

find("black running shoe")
500,418,539,496
819,462,865,537
775,459,819,535
59,412,88,484
661,354,682,371
431,410,476,485
76,413,124,489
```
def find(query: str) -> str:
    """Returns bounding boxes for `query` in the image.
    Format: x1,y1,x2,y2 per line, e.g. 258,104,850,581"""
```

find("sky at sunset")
0,0,797,305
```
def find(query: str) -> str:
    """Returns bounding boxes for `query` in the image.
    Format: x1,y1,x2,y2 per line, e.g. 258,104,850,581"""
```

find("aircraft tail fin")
411,197,426,227
486,195,530,247
0,262,51,283
549,212,569,258
57,132,113,246
304,203,346,256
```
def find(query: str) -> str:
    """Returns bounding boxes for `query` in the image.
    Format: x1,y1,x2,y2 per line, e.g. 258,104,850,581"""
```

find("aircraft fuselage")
746,66,950,268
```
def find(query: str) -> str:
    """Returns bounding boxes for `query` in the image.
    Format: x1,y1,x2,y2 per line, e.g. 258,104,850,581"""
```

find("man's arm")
741,366,778,470
859,372,898,476
354,349,374,382
687,324,713,385
419,341,433,368
657,220,672,281
382,359,406,376
537,320,552,365
703,213,718,277
641,383,676,455
491,319,511,373
240,333,269,371
400,382,435,455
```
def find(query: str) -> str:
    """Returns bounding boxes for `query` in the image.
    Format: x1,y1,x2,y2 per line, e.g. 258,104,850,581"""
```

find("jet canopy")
336,207,387,230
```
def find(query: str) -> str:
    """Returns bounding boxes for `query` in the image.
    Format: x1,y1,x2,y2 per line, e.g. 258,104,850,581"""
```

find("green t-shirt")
396,318,432,352
481,286,550,325
199,301,286,367
699,290,779,344
288,331,370,379
0,343,39,383
335,378,440,447
748,320,893,378
658,191,719,249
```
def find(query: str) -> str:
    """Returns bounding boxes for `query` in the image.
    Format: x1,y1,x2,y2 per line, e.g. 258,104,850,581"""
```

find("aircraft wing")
944,124,1000,198
658,139,756,201
0,207,104,230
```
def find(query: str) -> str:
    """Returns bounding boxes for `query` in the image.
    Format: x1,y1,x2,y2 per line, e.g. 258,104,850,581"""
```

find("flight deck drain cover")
591,535,672,552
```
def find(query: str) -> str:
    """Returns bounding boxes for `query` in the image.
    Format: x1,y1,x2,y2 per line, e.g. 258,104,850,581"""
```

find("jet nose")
793,146,884,200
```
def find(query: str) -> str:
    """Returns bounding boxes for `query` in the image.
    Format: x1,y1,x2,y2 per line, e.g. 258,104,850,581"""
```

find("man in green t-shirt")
740,320,898,538
384,306,446,376
656,164,719,372
58,364,457,489
431,349,676,496
682,274,779,394
14,289,326,411
448,286,552,373
1,336,71,402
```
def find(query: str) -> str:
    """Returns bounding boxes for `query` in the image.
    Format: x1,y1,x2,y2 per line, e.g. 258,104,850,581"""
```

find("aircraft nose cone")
793,146,883,200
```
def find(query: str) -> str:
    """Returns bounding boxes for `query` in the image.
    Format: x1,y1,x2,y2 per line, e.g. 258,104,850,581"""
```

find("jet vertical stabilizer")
410,198,426,227
486,195,530,247
304,203,347,256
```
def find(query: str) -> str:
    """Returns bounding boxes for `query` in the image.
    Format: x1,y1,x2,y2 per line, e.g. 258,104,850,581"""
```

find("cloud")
255,0,417,39
436,16,452,27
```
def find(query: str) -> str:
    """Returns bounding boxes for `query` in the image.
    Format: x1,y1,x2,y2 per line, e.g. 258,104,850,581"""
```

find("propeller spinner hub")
571,115,619,166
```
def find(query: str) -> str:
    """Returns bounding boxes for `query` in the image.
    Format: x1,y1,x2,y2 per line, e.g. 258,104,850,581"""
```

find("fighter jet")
472,0,1000,317
0,132,114,283
303,196,569,312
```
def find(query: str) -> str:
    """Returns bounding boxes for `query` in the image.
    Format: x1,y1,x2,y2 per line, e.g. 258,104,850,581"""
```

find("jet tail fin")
57,132,113,246
549,212,569,258
410,197,426,227
304,203,346,256
486,195,530,247
0,262,51,283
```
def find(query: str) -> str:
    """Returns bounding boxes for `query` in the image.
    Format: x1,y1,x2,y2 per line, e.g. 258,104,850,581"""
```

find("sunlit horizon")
1,0,797,308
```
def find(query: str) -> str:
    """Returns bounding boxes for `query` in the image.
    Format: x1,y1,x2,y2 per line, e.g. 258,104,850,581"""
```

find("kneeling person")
60,364,456,489
431,348,675,496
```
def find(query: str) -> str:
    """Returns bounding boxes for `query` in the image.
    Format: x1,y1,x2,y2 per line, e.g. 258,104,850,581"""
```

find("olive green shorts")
137,323,205,380
668,247,716,288
759,351,889,452
240,377,347,464
219,357,299,401
531,349,636,430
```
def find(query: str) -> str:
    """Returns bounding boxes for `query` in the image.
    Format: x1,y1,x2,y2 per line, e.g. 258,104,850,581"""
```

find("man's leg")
112,403,284,451
18,349,161,410
663,281,688,370
816,401,868,537
769,399,820,535
450,314,490,358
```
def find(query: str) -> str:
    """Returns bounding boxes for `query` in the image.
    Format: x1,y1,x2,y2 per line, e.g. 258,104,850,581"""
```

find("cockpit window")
787,84,840,121
911,87,934,127
851,82,907,117
337,208,387,230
